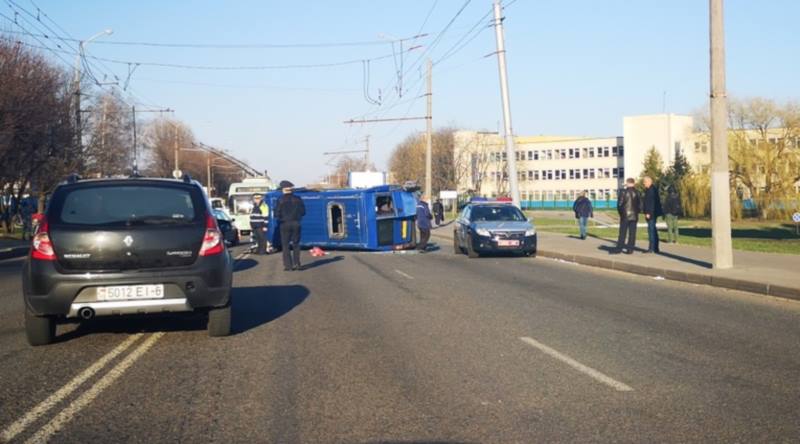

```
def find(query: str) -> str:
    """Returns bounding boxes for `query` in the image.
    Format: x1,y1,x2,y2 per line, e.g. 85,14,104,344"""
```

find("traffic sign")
172,169,183,179
793,212,800,223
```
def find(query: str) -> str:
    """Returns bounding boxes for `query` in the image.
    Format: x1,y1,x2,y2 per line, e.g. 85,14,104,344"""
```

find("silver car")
453,202,537,258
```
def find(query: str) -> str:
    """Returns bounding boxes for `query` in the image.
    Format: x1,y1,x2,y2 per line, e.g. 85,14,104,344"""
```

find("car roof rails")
181,173,193,184
129,165,143,178
65,173,81,184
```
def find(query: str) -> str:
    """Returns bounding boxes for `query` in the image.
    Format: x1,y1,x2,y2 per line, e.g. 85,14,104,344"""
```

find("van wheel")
25,307,56,346
466,238,480,259
208,304,231,337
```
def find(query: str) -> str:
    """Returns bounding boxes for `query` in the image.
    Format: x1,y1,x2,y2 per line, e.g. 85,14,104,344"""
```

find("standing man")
663,186,682,244
249,193,269,255
416,195,433,252
275,180,305,271
642,176,663,253
572,191,593,240
612,178,641,255
432,198,444,226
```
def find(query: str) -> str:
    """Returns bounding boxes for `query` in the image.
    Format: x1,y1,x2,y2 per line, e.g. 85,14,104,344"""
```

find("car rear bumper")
23,253,233,317
471,233,537,254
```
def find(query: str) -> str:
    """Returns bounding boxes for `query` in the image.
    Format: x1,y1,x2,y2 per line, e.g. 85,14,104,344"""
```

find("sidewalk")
0,238,29,261
431,226,800,301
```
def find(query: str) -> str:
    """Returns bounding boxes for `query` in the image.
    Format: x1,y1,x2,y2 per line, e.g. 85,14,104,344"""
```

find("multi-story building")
454,113,702,208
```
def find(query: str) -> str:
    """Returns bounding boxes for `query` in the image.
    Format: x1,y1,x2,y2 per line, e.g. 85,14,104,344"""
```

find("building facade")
454,113,700,208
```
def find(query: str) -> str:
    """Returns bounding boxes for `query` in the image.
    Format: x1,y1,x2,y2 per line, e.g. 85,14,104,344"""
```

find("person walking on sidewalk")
433,198,445,226
416,195,433,252
612,178,641,254
275,180,305,271
572,191,593,240
643,176,663,253
662,186,682,244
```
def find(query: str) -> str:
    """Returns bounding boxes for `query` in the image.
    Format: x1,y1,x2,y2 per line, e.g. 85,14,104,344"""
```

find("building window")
546,170,553,180
533,151,540,160
604,147,610,157
612,146,618,156
527,150,533,160
560,149,567,159
555,170,562,180
588,147,595,158
618,146,624,156
612,168,619,178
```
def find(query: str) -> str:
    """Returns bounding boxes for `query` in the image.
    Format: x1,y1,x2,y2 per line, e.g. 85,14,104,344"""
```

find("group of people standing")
249,180,305,271
572,177,682,255
612,176,682,255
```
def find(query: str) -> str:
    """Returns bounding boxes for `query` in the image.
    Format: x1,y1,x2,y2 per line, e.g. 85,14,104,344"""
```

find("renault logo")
123,235,133,247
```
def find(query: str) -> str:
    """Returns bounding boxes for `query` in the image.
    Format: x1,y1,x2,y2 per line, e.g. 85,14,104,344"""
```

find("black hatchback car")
22,176,234,345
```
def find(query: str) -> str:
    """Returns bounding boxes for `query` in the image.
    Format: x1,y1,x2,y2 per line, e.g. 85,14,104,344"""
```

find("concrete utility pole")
492,0,520,207
206,152,212,192
425,58,433,201
709,0,734,269
173,124,180,173
364,135,371,170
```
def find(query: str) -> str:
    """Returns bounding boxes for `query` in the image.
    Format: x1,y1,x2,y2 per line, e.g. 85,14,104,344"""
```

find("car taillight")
31,218,56,261
199,214,224,256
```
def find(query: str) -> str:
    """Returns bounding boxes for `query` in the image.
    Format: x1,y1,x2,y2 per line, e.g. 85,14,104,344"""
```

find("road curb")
535,249,799,301
431,232,800,301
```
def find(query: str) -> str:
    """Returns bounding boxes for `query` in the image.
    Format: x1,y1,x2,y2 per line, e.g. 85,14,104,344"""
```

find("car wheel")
466,237,480,259
25,306,56,346
208,303,231,337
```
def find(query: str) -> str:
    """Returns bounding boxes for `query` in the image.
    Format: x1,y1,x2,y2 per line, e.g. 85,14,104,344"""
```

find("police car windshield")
470,206,525,222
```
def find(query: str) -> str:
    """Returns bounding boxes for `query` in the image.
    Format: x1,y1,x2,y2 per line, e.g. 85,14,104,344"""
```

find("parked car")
453,201,537,258
22,175,234,345
213,209,240,246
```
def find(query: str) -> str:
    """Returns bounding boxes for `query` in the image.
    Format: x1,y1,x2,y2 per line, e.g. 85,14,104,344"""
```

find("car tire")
453,232,462,254
466,237,480,259
208,303,231,337
25,307,56,346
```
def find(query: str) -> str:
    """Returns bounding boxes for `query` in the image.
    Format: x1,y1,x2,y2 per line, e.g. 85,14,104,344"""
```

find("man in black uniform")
275,180,305,271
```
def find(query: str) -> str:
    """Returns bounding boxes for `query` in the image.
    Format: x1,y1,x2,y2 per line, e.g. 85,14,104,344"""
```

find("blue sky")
3,1,798,184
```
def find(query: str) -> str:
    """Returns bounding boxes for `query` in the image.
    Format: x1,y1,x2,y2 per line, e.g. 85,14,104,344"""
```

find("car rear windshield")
470,206,525,222
53,185,202,226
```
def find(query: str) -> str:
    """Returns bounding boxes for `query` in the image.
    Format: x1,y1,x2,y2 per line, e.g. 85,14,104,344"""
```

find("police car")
453,199,537,258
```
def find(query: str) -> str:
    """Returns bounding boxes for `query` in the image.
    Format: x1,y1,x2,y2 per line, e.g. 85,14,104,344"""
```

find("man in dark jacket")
432,199,445,226
662,186,682,244
572,191,593,240
612,178,641,254
642,176,663,253
275,180,306,271
416,195,433,252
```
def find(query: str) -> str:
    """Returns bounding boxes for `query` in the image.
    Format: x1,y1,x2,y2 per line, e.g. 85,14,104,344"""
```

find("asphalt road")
0,244,799,443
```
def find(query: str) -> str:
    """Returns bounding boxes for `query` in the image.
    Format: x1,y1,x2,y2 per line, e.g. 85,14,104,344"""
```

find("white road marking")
519,336,633,392
24,333,165,444
0,334,143,442
394,269,415,280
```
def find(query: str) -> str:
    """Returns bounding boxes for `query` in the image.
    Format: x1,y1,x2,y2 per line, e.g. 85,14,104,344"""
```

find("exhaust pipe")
78,307,95,320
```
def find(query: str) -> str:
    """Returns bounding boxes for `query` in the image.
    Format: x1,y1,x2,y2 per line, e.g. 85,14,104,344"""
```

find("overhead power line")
0,27,430,49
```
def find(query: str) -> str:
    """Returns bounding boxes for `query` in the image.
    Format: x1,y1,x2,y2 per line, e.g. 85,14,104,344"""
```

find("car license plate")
97,284,164,301
497,239,520,247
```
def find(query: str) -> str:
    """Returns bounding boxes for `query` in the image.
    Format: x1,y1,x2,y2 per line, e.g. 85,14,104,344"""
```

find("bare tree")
141,118,200,178
388,128,456,193
85,92,134,177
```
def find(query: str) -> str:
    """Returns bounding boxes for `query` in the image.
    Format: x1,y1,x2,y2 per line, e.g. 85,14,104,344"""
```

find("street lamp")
73,29,113,161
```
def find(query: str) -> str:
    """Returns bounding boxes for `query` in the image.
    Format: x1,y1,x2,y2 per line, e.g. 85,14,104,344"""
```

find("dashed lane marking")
24,333,165,444
520,336,633,392
394,269,415,280
0,334,144,442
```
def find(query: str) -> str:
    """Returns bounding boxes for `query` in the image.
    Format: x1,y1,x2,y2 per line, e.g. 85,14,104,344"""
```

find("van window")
55,185,200,226
328,202,346,239
376,195,395,217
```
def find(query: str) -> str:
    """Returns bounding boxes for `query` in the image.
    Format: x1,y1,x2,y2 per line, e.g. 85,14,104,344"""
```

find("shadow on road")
54,284,310,342
233,258,258,272
301,255,344,270
231,285,308,334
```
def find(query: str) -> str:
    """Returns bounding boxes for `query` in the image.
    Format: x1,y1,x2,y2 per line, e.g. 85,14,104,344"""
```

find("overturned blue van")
263,185,419,251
